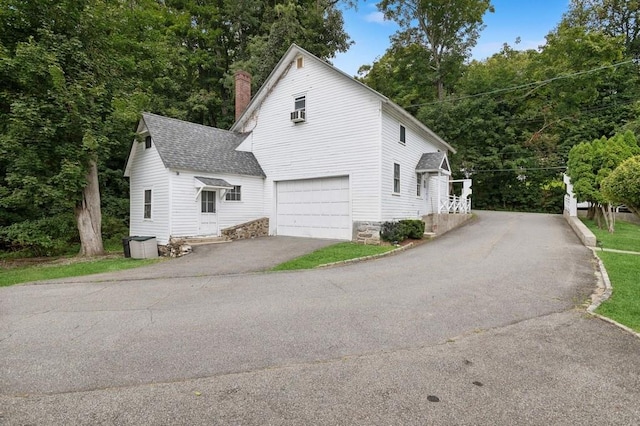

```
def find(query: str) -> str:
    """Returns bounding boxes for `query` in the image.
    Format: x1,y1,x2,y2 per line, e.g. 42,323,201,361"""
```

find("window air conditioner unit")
290,109,306,122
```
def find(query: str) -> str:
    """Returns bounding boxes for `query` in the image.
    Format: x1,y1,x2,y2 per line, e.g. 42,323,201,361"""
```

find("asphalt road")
2,211,639,425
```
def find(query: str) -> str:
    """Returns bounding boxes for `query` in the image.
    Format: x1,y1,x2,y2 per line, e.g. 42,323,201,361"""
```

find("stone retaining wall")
422,213,473,236
353,221,382,245
221,217,269,240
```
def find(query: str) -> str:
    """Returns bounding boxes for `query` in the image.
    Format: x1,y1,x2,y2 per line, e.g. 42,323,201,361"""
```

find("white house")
125,44,466,244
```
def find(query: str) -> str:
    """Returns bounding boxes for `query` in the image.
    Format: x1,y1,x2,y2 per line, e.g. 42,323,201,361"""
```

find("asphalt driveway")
49,236,339,283
2,211,639,425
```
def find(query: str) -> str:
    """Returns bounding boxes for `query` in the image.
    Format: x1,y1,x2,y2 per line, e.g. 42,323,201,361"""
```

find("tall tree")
567,131,640,230
378,0,494,100
357,40,439,113
602,155,640,217
0,0,171,256
231,0,351,95
0,0,353,257
563,0,640,55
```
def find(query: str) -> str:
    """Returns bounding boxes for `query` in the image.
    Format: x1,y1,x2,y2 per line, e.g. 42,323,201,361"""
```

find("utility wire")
468,166,567,173
408,59,636,108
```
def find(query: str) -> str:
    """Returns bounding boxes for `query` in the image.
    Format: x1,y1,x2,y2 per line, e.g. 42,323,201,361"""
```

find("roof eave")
124,116,150,177
231,44,456,155
383,101,456,154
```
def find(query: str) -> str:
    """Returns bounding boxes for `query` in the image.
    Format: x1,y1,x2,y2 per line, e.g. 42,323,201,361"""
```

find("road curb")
315,215,478,269
315,243,414,269
564,214,597,246
587,248,640,339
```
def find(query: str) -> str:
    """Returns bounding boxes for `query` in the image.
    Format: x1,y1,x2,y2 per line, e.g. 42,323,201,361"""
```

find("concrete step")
423,232,436,239
180,236,231,246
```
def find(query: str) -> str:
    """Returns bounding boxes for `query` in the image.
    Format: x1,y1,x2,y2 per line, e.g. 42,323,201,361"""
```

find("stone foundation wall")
221,217,269,241
353,221,382,245
158,238,193,258
422,213,473,236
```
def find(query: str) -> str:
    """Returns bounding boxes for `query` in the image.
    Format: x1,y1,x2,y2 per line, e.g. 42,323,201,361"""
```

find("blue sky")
333,0,571,76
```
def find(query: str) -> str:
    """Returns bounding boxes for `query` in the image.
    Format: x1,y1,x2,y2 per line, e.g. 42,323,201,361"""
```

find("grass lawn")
0,257,161,287
271,242,396,271
595,251,640,332
582,217,640,332
581,217,640,252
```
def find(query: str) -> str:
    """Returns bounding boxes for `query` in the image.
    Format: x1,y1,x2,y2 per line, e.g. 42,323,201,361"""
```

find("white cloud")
364,11,389,24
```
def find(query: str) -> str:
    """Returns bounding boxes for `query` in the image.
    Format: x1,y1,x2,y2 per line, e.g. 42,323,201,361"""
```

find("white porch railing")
439,195,472,214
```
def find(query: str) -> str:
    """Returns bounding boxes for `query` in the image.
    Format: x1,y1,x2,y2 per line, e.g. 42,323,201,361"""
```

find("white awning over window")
194,176,234,200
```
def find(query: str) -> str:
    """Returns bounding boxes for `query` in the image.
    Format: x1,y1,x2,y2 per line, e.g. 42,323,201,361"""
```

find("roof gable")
127,113,265,177
231,44,455,154
416,152,451,173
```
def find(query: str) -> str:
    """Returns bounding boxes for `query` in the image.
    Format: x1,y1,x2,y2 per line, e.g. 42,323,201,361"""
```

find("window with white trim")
201,190,216,213
225,185,241,201
144,189,152,219
393,163,400,193
416,173,422,196
294,95,306,112
145,135,152,149
400,125,406,144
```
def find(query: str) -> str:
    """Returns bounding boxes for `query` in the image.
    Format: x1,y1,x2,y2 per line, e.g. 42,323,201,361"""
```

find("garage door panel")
276,177,351,240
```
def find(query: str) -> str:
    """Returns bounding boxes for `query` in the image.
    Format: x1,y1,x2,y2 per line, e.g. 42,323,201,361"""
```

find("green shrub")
380,221,405,243
399,219,425,239
381,219,425,243
102,215,130,253
102,215,128,240
0,214,78,256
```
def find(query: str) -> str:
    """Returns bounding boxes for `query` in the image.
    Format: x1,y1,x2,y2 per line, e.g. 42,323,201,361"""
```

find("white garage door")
276,176,351,240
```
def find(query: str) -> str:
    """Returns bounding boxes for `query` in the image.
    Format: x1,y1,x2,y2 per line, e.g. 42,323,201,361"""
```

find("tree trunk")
75,158,105,256
436,76,445,101
600,204,615,233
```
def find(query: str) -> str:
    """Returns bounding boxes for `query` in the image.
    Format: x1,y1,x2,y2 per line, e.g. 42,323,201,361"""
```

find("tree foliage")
563,0,640,55
567,131,639,230
363,0,640,214
602,155,640,217
378,0,494,100
0,0,351,257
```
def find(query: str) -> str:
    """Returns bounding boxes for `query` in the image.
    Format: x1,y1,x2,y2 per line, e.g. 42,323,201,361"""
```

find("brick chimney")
234,70,251,121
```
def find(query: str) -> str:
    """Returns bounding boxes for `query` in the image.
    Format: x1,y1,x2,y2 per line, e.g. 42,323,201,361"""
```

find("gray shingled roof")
195,177,233,188
142,113,265,177
416,152,447,172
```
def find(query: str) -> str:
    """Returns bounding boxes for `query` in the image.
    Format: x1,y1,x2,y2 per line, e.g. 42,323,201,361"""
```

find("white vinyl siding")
168,171,265,238
236,54,382,232
128,130,171,243
381,106,446,220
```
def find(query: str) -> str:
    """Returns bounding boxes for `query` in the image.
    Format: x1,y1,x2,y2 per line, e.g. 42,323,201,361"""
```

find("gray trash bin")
122,236,135,258
129,236,158,259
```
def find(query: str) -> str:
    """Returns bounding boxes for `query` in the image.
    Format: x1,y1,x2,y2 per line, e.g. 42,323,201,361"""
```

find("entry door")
422,174,429,214
199,190,218,235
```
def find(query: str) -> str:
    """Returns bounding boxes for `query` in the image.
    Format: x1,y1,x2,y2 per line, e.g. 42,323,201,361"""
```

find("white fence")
439,195,472,214
436,179,472,214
